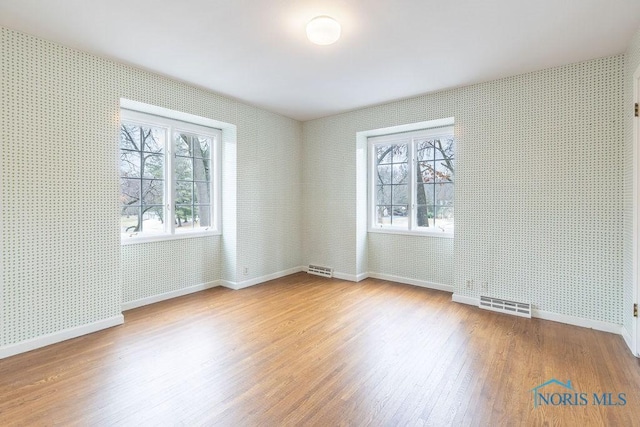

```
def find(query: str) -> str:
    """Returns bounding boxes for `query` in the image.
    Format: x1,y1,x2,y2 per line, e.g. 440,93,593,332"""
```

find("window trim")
367,124,455,238
119,108,222,245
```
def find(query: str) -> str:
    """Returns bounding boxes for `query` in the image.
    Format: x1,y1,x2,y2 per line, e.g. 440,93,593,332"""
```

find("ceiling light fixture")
306,16,341,45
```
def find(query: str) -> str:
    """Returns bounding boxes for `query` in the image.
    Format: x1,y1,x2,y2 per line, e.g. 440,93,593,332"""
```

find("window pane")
391,206,408,227
176,181,192,204
175,134,191,156
142,179,163,205
392,164,408,184
434,207,454,233
376,164,391,185
376,145,393,164
121,206,140,233
194,181,211,205
435,160,454,182
392,185,408,205
194,137,211,158
392,205,408,217
120,121,166,237
120,178,140,206
435,183,454,206
376,205,392,225
141,128,164,153
433,137,454,161
376,185,391,205
415,140,434,161
417,161,435,183
120,152,140,177
193,205,212,229
193,157,210,182
392,144,408,163
143,154,164,179
120,125,140,150
416,183,435,206
175,156,193,180
175,206,195,231
141,206,164,233
416,205,435,228
173,130,213,234
175,134,211,158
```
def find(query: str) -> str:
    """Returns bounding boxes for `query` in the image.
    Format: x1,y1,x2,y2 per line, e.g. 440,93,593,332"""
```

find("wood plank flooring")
1,273,639,426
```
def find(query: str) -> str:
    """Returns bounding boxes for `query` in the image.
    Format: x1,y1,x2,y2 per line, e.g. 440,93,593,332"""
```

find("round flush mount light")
306,16,341,45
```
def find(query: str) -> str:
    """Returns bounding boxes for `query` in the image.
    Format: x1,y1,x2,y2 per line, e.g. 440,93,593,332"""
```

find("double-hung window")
368,126,454,236
119,108,221,243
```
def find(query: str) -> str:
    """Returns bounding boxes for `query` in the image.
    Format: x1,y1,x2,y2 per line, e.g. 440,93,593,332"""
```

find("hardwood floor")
1,273,639,426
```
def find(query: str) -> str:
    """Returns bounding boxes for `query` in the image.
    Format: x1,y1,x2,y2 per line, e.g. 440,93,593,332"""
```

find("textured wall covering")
623,25,640,336
235,104,302,281
455,58,623,324
303,56,624,323
2,29,122,346
1,27,302,348
1,22,633,353
368,234,453,286
121,238,221,304
303,106,399,277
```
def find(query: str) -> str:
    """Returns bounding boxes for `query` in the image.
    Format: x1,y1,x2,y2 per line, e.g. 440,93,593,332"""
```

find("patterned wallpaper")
121,238,220,304
2,29,122,346
623,26,640,335
303,55,625,324
1,27,302,347
455,57,623,323
1,22,636,351
235,103,302,281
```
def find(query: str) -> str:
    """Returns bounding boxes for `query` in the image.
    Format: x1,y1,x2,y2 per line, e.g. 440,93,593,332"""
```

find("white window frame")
367,125,454,238
120,108,222,245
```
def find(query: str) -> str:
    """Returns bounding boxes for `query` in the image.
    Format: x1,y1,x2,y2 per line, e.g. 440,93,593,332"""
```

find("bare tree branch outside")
374,134,454,231
120,124,164,233
175,133,211,230
120,122,214,235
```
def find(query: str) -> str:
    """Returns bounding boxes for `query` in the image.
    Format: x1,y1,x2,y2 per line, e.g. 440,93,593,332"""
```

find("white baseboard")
219,279,236,289
333,271,359,281
368,272,453,293
222,266,304,290
451,293,622,335
298,266,364,282
533,309,623,335
452,293,478,305
355,272,369,282
531,308,622,335
621,325,638,357
122,280,220,311
0,315,124,360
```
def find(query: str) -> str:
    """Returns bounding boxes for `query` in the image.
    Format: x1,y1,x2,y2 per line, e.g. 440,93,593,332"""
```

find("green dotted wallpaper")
2,22,638,352
1,27,302,348
304,55,624,324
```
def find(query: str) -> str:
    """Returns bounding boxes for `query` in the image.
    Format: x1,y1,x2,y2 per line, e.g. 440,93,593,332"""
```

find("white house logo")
530,378,627,408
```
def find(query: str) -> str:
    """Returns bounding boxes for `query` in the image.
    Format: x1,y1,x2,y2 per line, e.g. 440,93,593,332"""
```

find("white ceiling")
1,0,639,121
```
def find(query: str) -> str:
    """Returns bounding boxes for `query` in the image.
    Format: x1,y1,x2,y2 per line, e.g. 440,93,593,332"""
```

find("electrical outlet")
466,279,474,290
243,267,248,276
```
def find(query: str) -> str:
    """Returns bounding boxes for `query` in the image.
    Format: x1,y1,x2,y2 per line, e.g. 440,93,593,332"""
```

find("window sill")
367,227,454,239
121,230,220,245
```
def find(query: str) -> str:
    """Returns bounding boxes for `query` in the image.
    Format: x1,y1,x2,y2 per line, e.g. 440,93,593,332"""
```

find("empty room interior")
2,0,640,425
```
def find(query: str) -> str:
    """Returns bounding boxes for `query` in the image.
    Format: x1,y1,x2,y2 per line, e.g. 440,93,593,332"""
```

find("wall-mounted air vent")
307,265,333,278
479,296,531,318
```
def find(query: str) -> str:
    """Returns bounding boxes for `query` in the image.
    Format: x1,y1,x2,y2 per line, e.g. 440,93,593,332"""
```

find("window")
120,109,221,243
368,125,454,236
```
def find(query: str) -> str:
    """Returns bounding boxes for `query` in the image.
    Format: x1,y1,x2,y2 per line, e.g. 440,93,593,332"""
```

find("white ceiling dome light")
306,16,341,45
